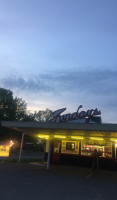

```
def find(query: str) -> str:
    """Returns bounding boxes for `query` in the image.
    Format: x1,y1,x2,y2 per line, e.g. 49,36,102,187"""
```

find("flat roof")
1,121,117,138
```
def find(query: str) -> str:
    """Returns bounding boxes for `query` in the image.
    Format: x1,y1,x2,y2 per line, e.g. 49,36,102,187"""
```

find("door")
52,141,61,164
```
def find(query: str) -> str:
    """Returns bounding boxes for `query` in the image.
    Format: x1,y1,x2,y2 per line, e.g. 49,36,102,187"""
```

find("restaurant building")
1,105,117,170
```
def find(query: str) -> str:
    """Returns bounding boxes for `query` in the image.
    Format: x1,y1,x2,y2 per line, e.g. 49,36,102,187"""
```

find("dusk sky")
0,0,117,123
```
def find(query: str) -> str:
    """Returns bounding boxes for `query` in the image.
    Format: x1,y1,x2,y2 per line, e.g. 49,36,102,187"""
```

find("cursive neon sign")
50,105,101,123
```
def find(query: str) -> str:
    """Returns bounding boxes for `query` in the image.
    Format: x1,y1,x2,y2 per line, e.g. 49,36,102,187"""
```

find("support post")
19,132,24,163
46,135,52,170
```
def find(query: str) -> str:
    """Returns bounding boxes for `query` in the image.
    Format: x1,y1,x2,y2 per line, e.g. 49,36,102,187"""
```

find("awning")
1,121,117,138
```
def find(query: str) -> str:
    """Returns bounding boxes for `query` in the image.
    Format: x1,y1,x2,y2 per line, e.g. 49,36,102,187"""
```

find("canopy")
1,121,117,138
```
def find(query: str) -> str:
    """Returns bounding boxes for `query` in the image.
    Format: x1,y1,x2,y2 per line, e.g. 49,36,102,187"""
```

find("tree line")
0,87,53,122
0,87,53,141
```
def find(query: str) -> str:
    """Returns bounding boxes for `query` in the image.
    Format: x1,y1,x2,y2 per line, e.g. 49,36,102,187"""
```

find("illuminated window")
66,142,75,150
81,140,112,158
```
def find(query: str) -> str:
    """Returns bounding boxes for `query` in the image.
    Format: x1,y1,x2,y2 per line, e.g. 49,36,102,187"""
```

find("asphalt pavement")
0,162,117,200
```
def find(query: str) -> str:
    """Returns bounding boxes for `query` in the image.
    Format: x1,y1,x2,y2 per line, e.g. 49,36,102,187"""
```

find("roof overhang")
1,121,117,138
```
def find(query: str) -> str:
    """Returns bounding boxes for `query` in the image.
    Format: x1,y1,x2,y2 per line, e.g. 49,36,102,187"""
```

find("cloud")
0,68,117,123
1,69,117,97
1,75,52,93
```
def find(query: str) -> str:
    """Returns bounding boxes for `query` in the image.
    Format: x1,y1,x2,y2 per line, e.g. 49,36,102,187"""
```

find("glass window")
66,142,75,150
61,140,79,154
81,141,112,158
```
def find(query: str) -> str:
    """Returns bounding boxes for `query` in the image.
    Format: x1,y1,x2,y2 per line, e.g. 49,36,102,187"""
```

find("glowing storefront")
1,105,117,169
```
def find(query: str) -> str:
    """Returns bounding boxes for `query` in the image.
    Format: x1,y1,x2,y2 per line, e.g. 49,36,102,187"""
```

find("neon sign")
50,105,101,123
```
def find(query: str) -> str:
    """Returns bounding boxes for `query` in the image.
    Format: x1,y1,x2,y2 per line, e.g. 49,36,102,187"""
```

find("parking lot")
0,162,117,200
0,163,114,200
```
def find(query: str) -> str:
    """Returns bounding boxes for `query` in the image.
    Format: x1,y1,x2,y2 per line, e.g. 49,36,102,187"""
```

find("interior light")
90,137,103,141
54,135,66,139
71,136,84,140
111,138,117,142
38,135,49,139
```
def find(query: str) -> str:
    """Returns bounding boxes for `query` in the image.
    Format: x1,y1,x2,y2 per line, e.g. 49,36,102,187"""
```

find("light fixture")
111,138,117,142
71,136,84,140
90,137,103,141
38,135,49,139
54,135,66,139
9,140,14,147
